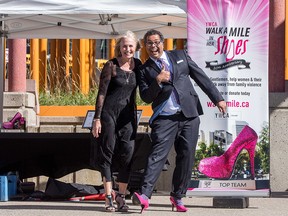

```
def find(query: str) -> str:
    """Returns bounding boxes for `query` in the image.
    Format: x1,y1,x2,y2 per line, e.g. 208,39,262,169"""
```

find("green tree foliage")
194,142,208,169
194,141,224,169
234,151,249,176
257,123,269,174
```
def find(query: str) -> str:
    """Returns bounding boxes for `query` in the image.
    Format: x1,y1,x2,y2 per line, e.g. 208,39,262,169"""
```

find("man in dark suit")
133,29,226,212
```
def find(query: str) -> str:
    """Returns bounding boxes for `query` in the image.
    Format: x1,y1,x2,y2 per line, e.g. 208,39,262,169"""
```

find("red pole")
7,39,27,92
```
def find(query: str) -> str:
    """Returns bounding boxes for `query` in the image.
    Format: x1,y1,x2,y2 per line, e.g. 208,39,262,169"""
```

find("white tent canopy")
0,0,187,39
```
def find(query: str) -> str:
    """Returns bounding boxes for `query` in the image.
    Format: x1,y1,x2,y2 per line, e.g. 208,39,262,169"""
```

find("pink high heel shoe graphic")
198,125,258,180
2,112,26,129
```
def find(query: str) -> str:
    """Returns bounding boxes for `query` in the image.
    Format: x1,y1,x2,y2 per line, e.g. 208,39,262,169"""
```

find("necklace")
117,57,134,84
124,72,131,84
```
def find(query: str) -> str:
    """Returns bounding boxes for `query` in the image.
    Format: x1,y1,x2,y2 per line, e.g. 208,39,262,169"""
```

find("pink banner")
187,0,269,193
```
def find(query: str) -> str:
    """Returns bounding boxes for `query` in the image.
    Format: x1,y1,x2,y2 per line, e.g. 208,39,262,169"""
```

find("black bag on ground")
44,178,104,199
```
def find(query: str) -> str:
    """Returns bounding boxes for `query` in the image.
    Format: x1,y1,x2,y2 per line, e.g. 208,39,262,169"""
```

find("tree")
194,142,208,169
257,122,269,174
194,141,224,170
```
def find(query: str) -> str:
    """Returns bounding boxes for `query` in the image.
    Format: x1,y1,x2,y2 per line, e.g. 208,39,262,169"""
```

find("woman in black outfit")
92,30,142,212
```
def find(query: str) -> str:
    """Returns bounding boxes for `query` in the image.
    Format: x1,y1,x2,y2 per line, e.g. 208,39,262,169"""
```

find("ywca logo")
203,181,212,188
215,112,229,119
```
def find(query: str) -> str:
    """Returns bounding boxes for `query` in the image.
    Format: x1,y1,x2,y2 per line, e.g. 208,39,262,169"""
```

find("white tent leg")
0,17,5,128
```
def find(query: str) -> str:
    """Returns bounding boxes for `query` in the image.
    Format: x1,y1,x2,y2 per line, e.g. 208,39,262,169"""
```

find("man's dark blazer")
137,49,224,123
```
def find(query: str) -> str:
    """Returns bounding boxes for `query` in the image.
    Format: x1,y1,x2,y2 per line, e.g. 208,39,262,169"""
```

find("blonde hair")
114,30,141,57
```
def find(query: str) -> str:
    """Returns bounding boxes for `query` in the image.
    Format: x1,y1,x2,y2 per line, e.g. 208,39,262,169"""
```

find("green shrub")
39,89,148,106
39,90,98,106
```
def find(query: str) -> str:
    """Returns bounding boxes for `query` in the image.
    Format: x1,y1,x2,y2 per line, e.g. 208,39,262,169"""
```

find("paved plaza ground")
0,192,288,216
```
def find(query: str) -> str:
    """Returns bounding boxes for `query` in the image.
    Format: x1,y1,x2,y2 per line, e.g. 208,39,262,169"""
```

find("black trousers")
98,113,135,183
141,112,200,199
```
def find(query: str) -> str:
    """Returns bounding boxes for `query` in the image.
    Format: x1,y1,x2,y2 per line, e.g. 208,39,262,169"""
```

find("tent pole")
0,15,5,128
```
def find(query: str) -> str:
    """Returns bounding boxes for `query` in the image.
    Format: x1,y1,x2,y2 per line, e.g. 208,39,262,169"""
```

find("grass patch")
39,89,148,106
39,90,97,106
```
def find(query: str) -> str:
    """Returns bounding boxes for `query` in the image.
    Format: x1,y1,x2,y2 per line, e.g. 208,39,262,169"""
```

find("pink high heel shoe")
132,192,149,213
2,112,26,129
170,196,187,212
198,125,258,180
